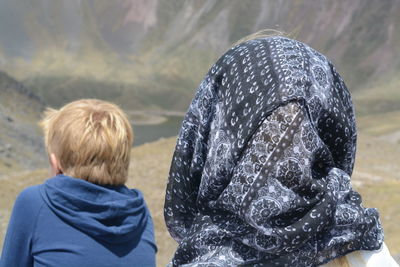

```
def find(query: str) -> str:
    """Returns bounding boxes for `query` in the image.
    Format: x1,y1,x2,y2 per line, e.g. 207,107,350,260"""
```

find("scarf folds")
164,37,383,266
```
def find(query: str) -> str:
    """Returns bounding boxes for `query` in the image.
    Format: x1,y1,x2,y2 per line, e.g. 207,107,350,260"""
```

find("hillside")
1,134,399,266
0,0,399,112
0,1,399,265
0,71,46,174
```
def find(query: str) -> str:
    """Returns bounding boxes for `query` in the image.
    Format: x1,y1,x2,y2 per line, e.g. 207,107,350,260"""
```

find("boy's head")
40,99,133,186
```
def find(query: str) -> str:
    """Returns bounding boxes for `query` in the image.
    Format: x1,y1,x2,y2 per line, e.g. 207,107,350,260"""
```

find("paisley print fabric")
164,37,383,266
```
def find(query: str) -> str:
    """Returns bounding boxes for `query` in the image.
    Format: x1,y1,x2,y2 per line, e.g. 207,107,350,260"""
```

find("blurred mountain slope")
0,71,46,173
0,0,399,111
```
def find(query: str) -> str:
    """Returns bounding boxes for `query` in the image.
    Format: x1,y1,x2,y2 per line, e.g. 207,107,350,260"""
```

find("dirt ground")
1,133,399,266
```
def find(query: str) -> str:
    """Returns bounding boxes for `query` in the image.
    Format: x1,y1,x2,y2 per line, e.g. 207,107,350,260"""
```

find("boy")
0,99,157,266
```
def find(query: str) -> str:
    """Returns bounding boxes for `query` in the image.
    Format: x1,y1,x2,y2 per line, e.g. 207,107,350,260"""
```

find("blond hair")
40,99,133,186
233,28,298,46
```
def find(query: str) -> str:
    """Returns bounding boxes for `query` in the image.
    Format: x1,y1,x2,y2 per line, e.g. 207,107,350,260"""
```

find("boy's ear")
49,153,63,176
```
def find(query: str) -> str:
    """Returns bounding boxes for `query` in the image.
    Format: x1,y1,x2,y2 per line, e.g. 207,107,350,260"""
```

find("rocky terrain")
0,72,46,175
0,0,399,111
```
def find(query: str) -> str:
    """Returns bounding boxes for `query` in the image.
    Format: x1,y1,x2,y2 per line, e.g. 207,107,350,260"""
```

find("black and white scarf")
164,37,383,266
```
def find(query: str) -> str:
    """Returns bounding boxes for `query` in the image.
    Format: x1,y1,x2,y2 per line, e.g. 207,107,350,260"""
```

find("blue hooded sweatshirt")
0,175,157,267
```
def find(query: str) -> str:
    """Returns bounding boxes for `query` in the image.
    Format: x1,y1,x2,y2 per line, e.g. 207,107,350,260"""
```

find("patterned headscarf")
164,37,383,266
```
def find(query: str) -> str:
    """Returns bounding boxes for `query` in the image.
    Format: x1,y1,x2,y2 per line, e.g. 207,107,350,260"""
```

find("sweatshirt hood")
40,175,148,244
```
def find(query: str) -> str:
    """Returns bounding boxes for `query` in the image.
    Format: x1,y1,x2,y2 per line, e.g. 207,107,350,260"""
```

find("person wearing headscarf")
164,36,389,266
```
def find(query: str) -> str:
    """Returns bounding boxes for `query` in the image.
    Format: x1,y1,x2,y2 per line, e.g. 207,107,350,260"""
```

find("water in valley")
131,115,183,146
